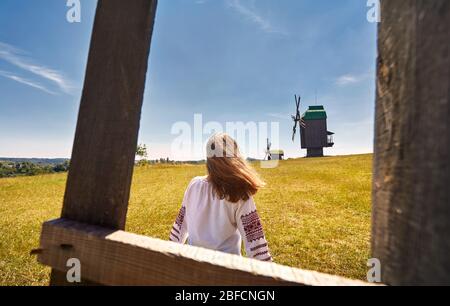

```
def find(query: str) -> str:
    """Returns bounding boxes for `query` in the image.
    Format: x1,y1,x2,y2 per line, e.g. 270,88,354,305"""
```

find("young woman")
169,133,272,262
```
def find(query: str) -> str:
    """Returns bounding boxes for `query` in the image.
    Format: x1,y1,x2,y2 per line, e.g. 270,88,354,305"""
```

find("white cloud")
0,70,56,95
0,42,73,94
335,73,372,87
227,0,287,35
335,74,360,86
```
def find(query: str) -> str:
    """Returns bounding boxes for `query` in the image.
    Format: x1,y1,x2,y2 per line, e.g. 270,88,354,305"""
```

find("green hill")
0,154,372,285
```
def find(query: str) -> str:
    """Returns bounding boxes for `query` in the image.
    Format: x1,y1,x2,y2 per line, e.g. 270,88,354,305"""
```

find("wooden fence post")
50,0,158,285
372,0,449,285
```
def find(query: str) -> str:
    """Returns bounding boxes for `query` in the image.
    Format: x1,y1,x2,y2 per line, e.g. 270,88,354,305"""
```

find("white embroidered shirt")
169,176,272,262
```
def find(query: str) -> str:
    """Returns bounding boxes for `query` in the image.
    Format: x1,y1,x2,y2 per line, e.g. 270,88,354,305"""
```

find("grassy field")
0,154,372,285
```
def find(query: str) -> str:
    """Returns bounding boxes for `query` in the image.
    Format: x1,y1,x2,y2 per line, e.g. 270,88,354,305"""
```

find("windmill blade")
264,147,272,161
292,94,302,142
292,123,297,141
265,138,271,160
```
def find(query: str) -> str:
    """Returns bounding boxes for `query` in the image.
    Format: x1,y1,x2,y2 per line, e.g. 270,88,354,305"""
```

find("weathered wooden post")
50,0,158,285
372,0,449,285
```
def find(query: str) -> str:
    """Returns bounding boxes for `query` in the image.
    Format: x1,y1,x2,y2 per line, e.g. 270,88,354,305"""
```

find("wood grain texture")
39,219,369,286
62,0,157,230
372,0,450,285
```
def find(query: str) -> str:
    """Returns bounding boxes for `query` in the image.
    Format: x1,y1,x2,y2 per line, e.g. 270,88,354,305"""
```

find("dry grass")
0,154,372,285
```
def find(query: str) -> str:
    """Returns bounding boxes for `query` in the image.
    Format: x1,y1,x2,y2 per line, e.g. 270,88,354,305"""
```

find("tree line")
0,144,207,178
0,160,70,178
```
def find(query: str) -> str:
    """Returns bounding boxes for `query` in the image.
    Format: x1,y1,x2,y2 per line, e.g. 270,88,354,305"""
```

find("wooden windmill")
292,95,334,157
264,138,284,161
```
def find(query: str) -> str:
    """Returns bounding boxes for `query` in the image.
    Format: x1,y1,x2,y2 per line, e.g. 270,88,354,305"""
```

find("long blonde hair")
206,133,265,203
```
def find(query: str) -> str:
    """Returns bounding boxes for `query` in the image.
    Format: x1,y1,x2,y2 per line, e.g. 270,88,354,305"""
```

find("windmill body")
265,138,284,161
291,95,334,158
300,106,334,157
269,149,285,160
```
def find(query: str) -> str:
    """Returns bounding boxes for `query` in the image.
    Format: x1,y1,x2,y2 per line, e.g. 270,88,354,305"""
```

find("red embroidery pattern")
170,232,179,242
175,206,186,229
254,250,269,257
241,210,264,243
170,226,180,242
172,226,180,234
250,243,267,252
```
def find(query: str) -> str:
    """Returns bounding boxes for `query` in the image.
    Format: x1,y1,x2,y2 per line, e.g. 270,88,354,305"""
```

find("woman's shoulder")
184,176,209,200
187,176,208,189
191,175,208,183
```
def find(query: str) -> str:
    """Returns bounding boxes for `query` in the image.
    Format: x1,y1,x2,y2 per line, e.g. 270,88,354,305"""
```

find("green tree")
136,144,148,159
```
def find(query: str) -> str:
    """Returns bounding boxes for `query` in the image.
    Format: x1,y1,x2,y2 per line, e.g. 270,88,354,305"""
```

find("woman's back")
169,133,272,261
169,176,272,261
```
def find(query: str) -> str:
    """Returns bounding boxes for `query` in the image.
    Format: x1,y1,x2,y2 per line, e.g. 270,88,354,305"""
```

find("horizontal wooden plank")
37,219,369,286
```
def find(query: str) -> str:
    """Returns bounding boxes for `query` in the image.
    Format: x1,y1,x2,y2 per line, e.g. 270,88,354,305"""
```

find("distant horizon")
0,151,374,162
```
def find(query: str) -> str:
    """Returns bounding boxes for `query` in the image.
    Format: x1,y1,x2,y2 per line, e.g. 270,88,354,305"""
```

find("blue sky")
0,0,377,160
